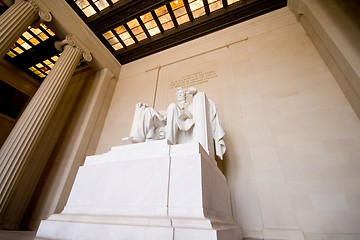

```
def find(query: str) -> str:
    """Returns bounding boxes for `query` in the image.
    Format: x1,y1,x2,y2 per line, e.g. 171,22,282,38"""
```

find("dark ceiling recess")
1,0,62,83
67,0,287,64
4,36,61,82
0,0,286,81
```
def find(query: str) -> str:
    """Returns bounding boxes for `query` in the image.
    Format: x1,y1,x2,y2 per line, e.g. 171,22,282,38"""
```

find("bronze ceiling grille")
3,22,61,82
67,0,287,64
1,0,286,83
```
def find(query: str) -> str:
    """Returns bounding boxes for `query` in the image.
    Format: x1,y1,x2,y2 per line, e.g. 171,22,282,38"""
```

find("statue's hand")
187,87,197,97
136,102,149,108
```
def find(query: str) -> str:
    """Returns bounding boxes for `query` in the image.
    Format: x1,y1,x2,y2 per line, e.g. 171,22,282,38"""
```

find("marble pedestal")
36,140,242,240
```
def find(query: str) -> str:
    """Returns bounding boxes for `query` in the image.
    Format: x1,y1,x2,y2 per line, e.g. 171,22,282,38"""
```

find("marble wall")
96,6,360,240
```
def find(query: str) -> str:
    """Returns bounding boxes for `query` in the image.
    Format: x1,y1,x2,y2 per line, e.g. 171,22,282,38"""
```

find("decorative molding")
55,35,92,62
24,0,52,24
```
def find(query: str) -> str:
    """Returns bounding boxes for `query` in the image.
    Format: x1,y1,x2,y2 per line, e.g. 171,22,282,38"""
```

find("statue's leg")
166,103,179,144
129,106,153,142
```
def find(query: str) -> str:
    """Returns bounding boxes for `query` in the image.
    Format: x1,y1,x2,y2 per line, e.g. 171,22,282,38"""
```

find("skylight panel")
127,19,147,42
141,12,161,37
209,0,223,12
170,0,190,25
28,55,59,79
29,26,49,41
114,25,135,46
12,45,24,54
75,0,96,17
51,56,59,62
6,24,56,58
43,59,54,68
155,6,175,31
228,0,242,5
189,0,206,19
29,66,46,78
112,43,123,50
16,38,31,50
6,51,16,58
22,31,40,46
102,30,123,51
40,23,55,36
93,0,109,11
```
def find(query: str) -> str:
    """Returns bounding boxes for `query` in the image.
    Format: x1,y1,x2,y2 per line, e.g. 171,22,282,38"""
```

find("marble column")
0,0,52,59
0,35,92,214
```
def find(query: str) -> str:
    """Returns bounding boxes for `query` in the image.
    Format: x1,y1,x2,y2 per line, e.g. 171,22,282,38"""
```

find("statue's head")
176,87,186,101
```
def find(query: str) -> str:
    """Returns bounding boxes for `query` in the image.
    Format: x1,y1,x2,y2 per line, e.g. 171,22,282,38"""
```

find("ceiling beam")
98,34,117,53
203,0,210,16
151,10,165,34
5,37,60,70
222,0,228,9
20,36,34,48
123,23,139,44
15,42,26,52
111,29,127,49
33,64,47,76
105,0,113,7
166,3,179,28
27,29,42,43
65,0,88,22
88,0,101,15
88,0,173,35
137,17,151,39
183,0,194,22
115,0,287,64
39,25,52,38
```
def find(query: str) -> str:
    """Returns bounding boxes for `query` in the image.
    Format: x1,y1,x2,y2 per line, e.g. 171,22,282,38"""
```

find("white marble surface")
169,144,233,224
36,141,242,239
84,139,171,165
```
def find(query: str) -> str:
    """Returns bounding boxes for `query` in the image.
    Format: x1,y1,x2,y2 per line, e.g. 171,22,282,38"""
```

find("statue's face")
176,88,186,101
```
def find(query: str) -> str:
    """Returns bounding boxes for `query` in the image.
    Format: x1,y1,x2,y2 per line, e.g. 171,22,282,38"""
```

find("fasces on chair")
123,87,226,160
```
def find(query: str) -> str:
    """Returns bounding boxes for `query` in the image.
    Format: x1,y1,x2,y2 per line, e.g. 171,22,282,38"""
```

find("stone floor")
0,231,36,240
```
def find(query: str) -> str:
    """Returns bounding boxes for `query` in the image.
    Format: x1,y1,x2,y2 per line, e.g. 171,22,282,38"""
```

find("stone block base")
36,140,242,239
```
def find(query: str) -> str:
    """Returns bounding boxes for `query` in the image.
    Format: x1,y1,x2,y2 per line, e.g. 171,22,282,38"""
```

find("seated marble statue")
123,87,226,160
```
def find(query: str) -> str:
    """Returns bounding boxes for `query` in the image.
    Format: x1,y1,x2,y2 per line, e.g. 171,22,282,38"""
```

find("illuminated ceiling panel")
189,0,206,19
209,0,223,12
141,12,161,37
64,0,287,63
228,0,242,5
127,19,147,42
93,0,109,11
4,21,61,82
6,24,55,58
75,0,96,17
171,0,190,25
155,5,175,31
29,54,60,79
115,25,135,46
102,30,123,50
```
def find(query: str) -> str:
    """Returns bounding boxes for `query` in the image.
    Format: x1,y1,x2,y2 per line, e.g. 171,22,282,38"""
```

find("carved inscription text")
169,70,217,89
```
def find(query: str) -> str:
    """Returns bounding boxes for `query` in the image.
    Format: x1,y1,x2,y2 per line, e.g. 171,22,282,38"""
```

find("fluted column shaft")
0,0,52,59
0,36,90,214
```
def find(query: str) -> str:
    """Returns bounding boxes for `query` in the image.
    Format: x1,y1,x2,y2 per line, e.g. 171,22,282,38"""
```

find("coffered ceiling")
1,0,286,83
68,0,287,64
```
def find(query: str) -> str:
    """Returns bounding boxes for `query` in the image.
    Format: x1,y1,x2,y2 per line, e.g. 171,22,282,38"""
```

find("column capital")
15,0,52,23
55,35,92,62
